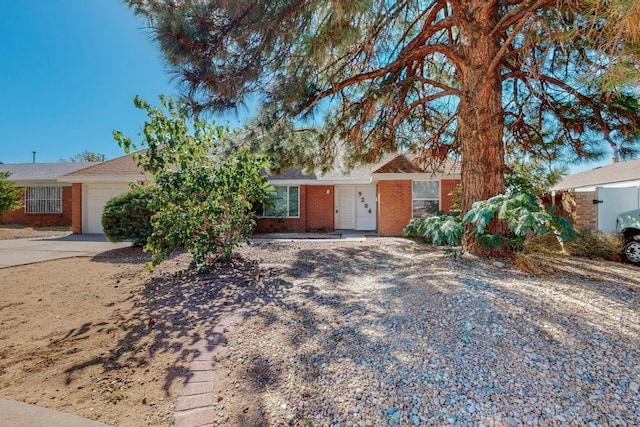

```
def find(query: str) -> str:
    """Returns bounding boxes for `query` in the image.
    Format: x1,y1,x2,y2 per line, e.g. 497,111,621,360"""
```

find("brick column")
574,191,598,230
377,180,412,236
71,183,83,234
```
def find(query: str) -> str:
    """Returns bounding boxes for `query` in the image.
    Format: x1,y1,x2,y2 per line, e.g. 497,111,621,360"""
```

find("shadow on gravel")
232,241,438,423
228,242,640,425
91,246,152,264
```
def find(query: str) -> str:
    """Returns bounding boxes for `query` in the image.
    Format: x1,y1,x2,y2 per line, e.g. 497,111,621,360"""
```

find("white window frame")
262,185,300,218
25,186,63,214
412,180,440,218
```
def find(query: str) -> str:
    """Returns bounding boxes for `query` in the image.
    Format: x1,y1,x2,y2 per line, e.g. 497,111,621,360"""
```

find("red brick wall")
574,191,597,230
255,186,307,233
440,179,461,213
72,183,83,234
377,180,412,237
305,186,334,232
0,186,73,227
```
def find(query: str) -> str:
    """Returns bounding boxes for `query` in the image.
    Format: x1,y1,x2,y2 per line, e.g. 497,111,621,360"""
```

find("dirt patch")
0,225,72,240
0,239,638,426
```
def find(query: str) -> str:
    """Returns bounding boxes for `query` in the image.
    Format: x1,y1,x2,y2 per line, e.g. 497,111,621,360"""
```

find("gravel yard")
1,236,638,426
214,238,640,426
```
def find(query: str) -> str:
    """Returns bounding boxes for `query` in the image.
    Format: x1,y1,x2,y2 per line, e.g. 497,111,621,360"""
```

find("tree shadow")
90,246,151,264
58,238,639,425
63,251,294,395
216,241,640,425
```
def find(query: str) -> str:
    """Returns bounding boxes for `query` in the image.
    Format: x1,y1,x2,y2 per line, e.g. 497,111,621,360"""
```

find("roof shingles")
0,162,99,181
62,153,145,178
551,159,640,191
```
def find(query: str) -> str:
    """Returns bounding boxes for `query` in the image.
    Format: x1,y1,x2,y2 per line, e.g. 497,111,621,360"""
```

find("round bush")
102,186,154,246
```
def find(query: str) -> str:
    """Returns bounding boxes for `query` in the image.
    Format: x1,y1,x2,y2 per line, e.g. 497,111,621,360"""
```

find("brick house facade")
1,185,73,226
0,162,98,227
255,153,461,237
24,151,461,237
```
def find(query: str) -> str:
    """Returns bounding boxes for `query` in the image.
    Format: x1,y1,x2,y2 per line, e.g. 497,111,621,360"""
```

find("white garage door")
83,183,131,234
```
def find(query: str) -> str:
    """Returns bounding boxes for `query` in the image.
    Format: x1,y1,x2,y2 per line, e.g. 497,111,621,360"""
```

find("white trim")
268,173,460,186
412,180,441,218
268,178,372,185
57,175,150,183
373,172,459,181
261,185,300,218
11,180,72,187
569,180,640,192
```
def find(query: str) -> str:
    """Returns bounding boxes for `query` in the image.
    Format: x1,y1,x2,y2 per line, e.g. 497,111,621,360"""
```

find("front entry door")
335,186,356,229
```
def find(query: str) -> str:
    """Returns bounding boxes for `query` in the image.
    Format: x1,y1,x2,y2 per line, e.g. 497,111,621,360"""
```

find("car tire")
623,241,640,265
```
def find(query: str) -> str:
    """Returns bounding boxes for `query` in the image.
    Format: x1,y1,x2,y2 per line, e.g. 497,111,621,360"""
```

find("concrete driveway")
0,235,132,268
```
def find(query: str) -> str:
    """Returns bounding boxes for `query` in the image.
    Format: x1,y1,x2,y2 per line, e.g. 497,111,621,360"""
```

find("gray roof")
550,158,640,191
61,152,146,179
264,167,318,180
266,152,460,182
0,162,100,182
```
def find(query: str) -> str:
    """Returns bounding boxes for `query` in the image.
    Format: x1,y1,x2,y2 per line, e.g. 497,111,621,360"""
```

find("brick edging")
173,308,253,427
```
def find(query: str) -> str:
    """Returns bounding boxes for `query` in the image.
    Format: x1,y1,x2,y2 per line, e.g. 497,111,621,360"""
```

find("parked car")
616,208,640,264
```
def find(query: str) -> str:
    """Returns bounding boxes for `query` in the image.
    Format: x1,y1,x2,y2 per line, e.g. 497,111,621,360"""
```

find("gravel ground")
212,238,640,426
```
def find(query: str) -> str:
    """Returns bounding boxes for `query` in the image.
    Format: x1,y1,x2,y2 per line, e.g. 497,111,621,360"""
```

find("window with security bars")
25,186,63,214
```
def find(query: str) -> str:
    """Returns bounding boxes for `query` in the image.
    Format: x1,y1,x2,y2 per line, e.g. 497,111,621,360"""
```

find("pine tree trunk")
458,2,508,256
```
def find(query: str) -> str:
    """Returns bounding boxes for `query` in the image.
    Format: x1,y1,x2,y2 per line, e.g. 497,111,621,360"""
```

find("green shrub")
114,95,273,273
0,171,22,216
463,191,574,251
404,212,462,246
405,191,575,252
102,185,154,246
143,150,272,272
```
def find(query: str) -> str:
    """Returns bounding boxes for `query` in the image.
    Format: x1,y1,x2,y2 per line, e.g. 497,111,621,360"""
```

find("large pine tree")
126,0,640,255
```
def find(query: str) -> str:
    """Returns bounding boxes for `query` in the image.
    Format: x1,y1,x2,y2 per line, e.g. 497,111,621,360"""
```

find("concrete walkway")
0,399,111,427
0,234,132,268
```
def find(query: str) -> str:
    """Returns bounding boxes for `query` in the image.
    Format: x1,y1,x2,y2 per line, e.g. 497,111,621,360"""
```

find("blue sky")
0,1,609,174
0,1,227,164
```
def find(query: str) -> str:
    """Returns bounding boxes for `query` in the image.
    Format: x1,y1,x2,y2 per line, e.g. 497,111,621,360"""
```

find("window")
25,186,63,214
263,185,299,217
412,181,440,218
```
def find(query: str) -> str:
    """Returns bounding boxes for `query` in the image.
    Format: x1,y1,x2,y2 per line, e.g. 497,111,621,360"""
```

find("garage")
82,183,131,234
58,152,149,235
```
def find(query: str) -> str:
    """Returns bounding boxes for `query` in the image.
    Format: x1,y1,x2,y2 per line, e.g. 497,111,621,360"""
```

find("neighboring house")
255,153,461,236
0,162,98,226
549,158,640,233
58,151,461,237
58,153,150,234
